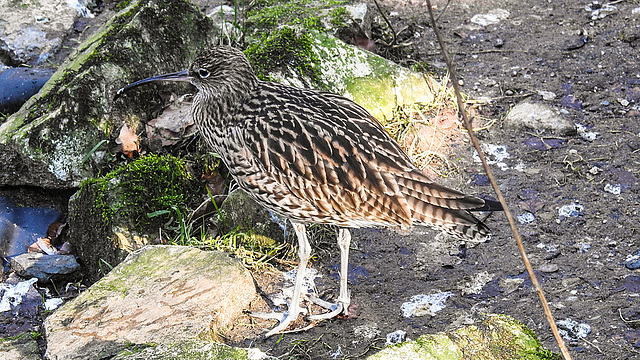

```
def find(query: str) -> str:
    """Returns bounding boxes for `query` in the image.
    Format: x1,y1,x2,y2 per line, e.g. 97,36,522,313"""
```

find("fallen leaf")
117,124,140,157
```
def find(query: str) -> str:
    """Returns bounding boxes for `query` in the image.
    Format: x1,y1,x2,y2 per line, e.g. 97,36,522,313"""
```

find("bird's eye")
198,68,210,78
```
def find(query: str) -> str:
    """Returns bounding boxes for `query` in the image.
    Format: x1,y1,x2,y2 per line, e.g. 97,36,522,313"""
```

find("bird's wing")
241,83,485,226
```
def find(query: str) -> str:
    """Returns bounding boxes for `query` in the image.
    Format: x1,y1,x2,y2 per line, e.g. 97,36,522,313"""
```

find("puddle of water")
0,195,62,268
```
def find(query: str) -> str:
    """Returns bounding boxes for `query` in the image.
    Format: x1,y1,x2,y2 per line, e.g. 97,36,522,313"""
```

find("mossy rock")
245,0,350,36
367,314,560,360
218,189,289,243
0,0,220,188
112,340,276,360
68,154,200,283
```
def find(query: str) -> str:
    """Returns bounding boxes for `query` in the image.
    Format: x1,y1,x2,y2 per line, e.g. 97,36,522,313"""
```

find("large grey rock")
0,0,220,188
111,340,276,360
44,245,257,360
0,0,442,190
10,253,80,283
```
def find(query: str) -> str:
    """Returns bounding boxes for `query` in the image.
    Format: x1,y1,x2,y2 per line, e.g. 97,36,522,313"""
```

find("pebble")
385,330,406,346
557,318,591,340
604,183,621,195
576,123,598,141
626,250,640,270
505,102,575,135
470,9,510,26
537,90,557,100
10,253,80,282
517,212,535,224
539,264,559,273
558,203,584,218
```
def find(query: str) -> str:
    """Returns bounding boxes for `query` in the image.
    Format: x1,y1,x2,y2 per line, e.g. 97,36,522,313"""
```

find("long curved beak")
114,69,190,101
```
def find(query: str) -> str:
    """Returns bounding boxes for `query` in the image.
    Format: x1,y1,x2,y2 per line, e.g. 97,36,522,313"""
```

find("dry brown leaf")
117,124,140,157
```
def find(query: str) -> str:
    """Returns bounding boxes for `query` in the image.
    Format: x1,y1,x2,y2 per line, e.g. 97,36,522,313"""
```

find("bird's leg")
309,228,351,319
251,221,311,336
337,228,351,315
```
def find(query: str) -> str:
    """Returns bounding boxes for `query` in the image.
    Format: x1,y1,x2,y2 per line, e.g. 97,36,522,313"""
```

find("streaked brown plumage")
116,46,501,336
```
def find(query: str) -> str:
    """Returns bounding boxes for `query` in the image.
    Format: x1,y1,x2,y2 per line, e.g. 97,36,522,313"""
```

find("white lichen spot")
474,144,511,171
604,183,621,195
401,291,454,317
558,203,584,218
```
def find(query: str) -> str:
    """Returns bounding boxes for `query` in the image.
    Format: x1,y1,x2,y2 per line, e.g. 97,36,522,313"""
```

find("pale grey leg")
309,228,351,319
252,221,311,336
337,228,351,315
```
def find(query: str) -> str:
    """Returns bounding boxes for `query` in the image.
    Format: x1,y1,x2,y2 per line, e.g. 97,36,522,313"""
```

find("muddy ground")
237,1,640,359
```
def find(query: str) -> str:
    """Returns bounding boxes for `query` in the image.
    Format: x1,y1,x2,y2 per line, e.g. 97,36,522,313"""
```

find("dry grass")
382,74,494,176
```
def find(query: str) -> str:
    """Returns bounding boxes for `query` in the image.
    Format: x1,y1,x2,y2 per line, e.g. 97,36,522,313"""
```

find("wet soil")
240,1,640,359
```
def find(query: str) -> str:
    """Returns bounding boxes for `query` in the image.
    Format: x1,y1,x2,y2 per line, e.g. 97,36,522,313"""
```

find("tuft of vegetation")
79,154,198,232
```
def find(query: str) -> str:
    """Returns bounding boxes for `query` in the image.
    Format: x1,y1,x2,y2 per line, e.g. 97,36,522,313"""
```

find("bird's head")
114,46,257,102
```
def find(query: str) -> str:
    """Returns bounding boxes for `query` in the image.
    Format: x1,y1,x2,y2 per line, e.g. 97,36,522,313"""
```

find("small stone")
626,250,640,270
10,253,80,283
576,123,598,141
505,102,576,135
539,264,559,273
517,212,535,224
557,318,591,340
385,330,406,346
44,298,64,311
618,98,630,106
604,183,621,195
470,9,510,26
354,323,381,340
537,90,556,100
558,203,584,218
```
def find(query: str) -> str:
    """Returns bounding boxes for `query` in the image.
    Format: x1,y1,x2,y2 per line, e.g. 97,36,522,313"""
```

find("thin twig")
372,0,397,46
619,308,640,323
434,0,452,22
424,1,573,360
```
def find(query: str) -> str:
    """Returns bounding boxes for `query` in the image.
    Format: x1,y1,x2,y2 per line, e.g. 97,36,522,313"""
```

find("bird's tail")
397,171,502,241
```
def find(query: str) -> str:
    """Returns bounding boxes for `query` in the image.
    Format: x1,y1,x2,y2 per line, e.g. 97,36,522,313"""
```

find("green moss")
330,6,348,26
246,0,347,33
79,154,197,232
244,27,323,87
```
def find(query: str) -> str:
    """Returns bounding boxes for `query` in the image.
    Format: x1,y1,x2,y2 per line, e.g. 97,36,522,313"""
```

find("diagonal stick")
424,1,573,359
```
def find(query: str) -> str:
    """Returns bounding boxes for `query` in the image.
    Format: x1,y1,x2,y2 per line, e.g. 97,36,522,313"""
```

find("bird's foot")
249,307,308,337
307,295,349,320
